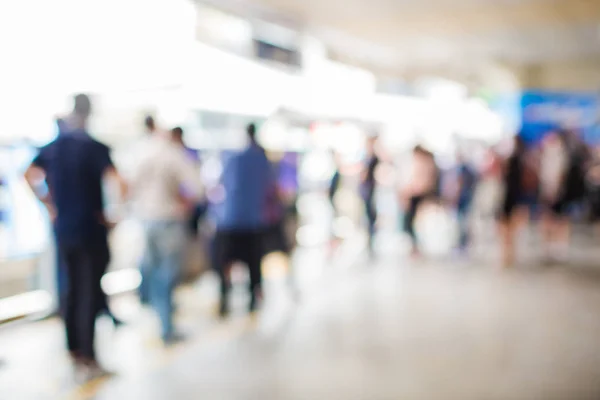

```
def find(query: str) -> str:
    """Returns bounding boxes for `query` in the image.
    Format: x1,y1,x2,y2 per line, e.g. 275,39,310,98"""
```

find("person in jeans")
452,152,478,253
360,136,380,258
130,126,201,344
138,115,159,305
24,94,127,380
216,123,274,317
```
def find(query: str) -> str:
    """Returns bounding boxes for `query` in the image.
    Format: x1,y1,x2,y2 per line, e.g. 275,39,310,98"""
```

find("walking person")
401,145,438,257
24,94,127,379
361,135,380,257
138,115,159,305
498,136,528,267
129,126,201,345
452,151,478,253
215,123,274,317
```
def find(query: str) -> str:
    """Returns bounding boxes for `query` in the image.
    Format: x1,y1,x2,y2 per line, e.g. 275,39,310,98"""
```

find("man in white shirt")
129,125,201,344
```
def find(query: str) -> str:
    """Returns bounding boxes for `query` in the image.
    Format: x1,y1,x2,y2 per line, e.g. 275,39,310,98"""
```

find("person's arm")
95,144,128,227
24,163,56,220
104,166,128,202
24,147,56,220
175,149,203,203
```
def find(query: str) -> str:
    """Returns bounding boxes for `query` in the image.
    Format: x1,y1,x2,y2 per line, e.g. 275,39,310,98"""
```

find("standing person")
402,145,438,257
360,136,380,257
328,150,342,253
539,130,585,263
129,125,201,344
216,123,274,317
452,152,478,253
138,115,158,305
24,94,126,379
171,127,206,238
499,135,527,267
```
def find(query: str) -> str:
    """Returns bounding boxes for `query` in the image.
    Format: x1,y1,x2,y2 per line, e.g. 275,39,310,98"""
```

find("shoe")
218,299,230,318
248,288,263,313
163,333,186,347
74,360,113,384
111,315,125,328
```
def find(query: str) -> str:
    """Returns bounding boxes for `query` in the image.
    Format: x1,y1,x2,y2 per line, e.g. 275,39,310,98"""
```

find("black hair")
171,126,184,139
73,93,91,117
513,135,526,155
144,115,155,132
246,123,257,142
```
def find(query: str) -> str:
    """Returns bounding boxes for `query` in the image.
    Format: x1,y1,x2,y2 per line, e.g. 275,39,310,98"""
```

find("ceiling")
206,0,600,75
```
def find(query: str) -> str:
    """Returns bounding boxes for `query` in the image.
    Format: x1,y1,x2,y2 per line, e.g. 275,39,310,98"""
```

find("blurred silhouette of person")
138,115,159,305
539,131,569,262
328,150,342,252
452,151,478,253
171,126,207,283
499,135,528,267
360,135,380,257
24,94,127,379
402,145,438,257
171,126,207,239
215,123,274,316
129,123,201,345
539,130,586,262
53,114,122,327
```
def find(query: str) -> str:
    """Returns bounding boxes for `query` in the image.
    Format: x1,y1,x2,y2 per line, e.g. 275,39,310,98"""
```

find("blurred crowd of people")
21,92,600,382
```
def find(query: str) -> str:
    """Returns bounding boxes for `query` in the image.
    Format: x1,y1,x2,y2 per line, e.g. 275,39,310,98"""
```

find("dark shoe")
218,299,230,318
111,315,125,328
163,333,186,347
249,288,263,313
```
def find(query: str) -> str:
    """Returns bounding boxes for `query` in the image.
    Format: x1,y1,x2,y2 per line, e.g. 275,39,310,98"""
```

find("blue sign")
520,90,599,144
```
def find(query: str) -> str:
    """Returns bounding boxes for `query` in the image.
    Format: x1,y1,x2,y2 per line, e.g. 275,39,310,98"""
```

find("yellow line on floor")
65,313,260,400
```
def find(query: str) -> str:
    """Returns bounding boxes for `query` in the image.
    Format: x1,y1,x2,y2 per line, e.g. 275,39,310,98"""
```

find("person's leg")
215,232,232,316
73,246,101,363
404,196,421,255
94,243,122,326
56,245,69,319
61,244,80,358
152,221,185,342
246,232,265,312
139,232,151,305
364,193,377,256
456,203,470,251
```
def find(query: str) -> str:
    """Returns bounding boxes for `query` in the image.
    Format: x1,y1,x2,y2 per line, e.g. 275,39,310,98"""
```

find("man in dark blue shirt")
25,94,125,378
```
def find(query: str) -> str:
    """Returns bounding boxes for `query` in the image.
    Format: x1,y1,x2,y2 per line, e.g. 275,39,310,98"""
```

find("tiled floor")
3,245,600,399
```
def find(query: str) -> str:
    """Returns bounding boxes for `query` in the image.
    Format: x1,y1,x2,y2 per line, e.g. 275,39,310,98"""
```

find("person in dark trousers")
453,152,478,253
360,136,380,257
215,123,274,317
499,135,527,267
402,145,438,257
24,94,126,380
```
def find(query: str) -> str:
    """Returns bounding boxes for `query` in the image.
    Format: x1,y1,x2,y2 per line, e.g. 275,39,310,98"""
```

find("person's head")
246,123,257,144
144,115,156,134
171,126,184,144
513,135,526,155
72,93,92,119
366,135,378,154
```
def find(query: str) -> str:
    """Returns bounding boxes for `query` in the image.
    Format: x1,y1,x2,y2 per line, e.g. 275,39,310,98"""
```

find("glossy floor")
2,247,600,400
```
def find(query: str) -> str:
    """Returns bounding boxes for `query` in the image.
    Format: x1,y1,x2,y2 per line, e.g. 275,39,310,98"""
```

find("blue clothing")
217,144,274,231
141,220,186,341
33,130,113,246
457,164,477,207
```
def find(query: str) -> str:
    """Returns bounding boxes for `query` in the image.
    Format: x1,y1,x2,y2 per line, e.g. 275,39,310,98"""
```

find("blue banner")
520,90,599,144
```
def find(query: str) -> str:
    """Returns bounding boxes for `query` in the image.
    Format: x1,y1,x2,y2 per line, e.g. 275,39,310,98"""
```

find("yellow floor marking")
66,313,260,400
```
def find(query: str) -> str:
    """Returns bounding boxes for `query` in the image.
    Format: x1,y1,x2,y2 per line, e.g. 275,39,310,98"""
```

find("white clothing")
130,135,202,221
540,142,568,202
